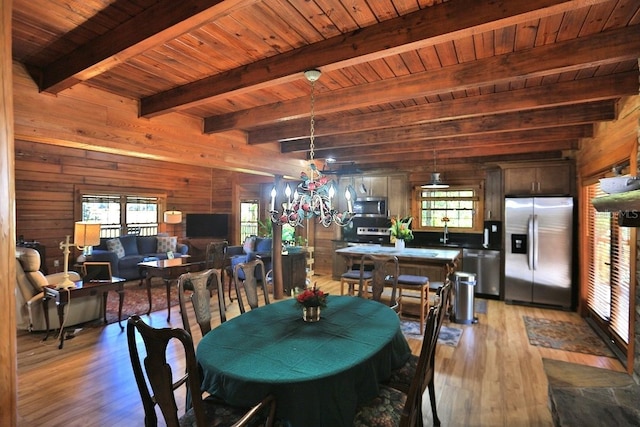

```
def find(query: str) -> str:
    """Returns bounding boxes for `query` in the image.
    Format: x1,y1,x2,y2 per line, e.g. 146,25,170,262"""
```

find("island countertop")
335,245,461,264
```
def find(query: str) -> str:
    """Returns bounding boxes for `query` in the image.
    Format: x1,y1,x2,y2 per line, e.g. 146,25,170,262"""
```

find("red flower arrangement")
296,284,328,308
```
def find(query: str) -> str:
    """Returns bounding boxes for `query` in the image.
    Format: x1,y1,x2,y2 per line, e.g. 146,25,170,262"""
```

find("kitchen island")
335,245,461,286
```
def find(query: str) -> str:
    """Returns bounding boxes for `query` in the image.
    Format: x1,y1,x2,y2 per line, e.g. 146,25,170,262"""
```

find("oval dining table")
196,295,411,427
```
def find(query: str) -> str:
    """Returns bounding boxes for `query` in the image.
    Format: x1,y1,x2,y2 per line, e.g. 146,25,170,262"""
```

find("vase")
395,239,405,250
302,306,321,322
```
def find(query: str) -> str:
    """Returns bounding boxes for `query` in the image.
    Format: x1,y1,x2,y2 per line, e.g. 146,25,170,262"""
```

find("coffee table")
138,257,205,321
42,277,126,349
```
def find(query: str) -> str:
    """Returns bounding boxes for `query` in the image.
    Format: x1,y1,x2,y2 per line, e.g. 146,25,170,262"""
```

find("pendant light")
422,147,449,189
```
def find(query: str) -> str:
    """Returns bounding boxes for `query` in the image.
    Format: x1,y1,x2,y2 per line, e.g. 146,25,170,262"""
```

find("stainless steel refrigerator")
504,197,573,308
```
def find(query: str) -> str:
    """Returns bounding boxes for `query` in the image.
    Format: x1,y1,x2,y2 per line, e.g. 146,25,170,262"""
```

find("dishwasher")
462,248,501,297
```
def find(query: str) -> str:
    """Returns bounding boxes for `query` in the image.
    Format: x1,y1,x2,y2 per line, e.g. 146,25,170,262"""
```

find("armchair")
15,247,102,331
226,236,273,298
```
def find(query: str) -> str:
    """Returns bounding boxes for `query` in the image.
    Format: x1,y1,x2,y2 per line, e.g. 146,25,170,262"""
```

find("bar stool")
340,269,372,295
397,274,430,334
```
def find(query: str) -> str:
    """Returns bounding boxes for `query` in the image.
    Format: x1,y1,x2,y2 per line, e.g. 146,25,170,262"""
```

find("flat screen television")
185,213,229,238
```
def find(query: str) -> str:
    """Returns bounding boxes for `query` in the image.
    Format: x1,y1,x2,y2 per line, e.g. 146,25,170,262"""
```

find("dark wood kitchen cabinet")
503,162,573,196
282,251,307,295
484,168,502,220
332,241,349,280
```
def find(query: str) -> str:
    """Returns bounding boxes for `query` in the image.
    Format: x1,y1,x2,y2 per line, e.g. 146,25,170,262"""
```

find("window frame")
412,185,483,232
76,186,166,237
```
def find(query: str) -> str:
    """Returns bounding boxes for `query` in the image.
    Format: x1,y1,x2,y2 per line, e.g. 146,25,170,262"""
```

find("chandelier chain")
309,79,316,161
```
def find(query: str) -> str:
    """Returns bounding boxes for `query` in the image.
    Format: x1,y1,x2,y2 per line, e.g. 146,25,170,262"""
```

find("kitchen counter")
335,245,461,264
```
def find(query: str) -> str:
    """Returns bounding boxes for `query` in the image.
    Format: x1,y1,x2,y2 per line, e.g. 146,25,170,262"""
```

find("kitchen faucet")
440,223,449,244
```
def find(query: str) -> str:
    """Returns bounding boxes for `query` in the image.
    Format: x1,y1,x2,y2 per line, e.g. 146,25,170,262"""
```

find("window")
82,194,159,237
416,187,480,230
240,201,259,241
585,183,631,355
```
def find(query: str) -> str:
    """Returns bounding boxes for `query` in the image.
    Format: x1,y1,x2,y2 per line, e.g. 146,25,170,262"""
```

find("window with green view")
418,188,479,230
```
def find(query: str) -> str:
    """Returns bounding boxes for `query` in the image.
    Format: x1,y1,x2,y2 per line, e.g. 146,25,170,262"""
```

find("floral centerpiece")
296,284,328,308
389,216,414,243
296,284,327,322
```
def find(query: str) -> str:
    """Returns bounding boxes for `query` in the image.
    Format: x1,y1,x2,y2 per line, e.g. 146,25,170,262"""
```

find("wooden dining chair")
126,315,277,427
382,281,453,426
357,254,400,312
233,258,271,314
177,269,227,338
352,303,441,427
204,241,231,303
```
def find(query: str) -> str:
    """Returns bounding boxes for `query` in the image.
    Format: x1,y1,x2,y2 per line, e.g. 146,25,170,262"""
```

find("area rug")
103,281,179,324
400,320,463,347
523,316,614,357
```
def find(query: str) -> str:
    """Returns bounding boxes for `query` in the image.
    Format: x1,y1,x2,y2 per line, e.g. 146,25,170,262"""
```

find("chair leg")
428,378,440,426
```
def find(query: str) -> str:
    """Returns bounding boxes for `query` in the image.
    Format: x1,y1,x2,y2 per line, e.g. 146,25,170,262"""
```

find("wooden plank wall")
1,0,17,424
14,139,236,275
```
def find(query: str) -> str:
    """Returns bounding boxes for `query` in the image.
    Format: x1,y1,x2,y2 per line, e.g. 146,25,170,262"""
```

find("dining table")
196,295,411,427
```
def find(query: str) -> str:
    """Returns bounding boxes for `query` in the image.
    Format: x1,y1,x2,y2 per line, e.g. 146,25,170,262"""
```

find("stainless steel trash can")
453,271,477,324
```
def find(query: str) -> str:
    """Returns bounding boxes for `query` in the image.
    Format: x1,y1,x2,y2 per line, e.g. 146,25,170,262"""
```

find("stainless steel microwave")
352,197,387,217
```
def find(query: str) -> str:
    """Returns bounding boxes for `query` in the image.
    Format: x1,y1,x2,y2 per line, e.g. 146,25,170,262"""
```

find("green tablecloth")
196,295,411,427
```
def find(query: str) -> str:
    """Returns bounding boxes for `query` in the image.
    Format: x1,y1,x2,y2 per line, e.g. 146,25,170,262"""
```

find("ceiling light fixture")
270,69,355,228
422,147,449,189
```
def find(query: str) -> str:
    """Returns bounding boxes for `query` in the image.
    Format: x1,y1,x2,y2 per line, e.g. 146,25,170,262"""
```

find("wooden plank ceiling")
11,0,640,177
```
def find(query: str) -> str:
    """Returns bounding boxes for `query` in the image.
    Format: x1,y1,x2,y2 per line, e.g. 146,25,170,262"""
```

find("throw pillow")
157,236,177,253
119,234,139,256
243,235,257,254
106,238,125,259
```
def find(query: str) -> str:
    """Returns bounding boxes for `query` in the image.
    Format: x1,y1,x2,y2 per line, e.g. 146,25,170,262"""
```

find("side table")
42,277,126,349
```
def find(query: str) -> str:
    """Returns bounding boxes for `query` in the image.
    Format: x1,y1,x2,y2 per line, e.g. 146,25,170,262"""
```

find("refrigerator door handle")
532,214,539,270
527,215,534,270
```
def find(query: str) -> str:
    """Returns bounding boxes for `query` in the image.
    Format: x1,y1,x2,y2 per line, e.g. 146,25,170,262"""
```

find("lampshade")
421,172,449,189
164,210,183,224
74,221,101,248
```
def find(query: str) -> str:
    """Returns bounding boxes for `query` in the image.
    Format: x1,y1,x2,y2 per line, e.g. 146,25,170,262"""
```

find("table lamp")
58,221,101,289
164,209,182,235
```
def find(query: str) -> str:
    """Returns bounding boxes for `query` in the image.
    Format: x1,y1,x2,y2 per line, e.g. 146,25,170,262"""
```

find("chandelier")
270,69,355,228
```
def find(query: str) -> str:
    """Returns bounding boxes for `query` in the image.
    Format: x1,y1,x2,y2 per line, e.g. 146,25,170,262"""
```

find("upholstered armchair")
15,247,102,331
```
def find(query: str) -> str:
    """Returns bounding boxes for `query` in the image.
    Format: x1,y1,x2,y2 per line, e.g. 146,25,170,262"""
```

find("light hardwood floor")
16,275,624,427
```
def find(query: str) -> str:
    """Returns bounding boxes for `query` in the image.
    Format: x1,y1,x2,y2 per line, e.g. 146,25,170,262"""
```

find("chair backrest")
357,254,400,311
399,304,439,427
177,269,226,337
127,315,208,427
233,258,270,313
204,240,228,270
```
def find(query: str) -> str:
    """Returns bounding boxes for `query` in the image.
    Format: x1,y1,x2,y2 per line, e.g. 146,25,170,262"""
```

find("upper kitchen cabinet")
484,168,502,220
503,161,574,196
338,174,408,216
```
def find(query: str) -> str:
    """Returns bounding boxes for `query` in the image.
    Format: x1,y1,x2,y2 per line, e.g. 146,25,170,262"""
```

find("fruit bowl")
599,176,640,194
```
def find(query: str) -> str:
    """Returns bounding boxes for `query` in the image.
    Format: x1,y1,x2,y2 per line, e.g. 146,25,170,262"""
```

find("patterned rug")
523,316,614,357
103,280,179,324
400,320,463,347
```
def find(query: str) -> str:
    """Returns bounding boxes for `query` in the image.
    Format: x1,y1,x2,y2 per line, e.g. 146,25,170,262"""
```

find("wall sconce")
59,222,101,289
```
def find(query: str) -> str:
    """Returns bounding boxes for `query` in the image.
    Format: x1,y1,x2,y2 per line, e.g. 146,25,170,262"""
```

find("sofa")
227,236,273,281
87,234,189,280
16,247,103,331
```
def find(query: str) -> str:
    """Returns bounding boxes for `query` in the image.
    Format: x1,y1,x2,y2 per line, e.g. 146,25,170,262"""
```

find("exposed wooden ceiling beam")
204,24,640,133
248,71,637,144
314,126,591,159
140,0,605,117
281,102,613,153
350,140,578,166
36,0,259,93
